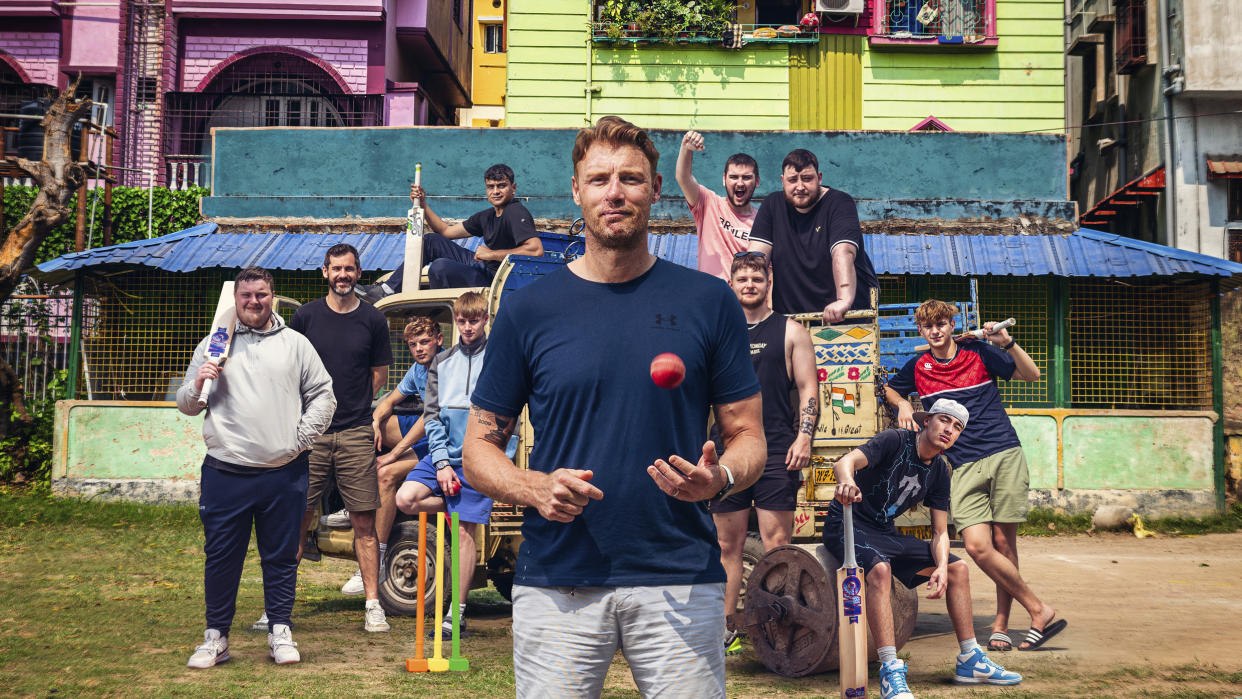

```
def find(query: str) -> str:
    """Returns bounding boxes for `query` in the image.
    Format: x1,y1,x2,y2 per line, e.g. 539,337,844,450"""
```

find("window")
485,23,504,53
1115,0,1147,74
453,0,463,27
1229,180,1242,222
1229,181,1242,263
873,0,997,46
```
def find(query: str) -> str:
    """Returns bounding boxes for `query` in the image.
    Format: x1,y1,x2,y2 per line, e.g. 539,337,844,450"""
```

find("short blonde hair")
914,299,958,327
403,316,441,341
572,115,660,179
454,291,488,320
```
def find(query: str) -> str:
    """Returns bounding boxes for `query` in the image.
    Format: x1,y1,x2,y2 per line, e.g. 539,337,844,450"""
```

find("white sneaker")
364,599,390,633
250,611,269,633
268,623,300,664
341,569,365,596
187,629,229,669
320,508,351,528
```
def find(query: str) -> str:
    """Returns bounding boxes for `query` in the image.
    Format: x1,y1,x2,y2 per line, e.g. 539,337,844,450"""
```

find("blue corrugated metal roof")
35,225,1242,280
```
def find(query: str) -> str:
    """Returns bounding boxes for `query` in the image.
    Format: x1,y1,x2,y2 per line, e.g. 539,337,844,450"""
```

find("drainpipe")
1157,0,1183,246
584,35,595,125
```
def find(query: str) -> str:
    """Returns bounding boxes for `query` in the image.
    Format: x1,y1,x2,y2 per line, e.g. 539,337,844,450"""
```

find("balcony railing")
1115,0,1147,74
872,0,996,46
591,23,819,46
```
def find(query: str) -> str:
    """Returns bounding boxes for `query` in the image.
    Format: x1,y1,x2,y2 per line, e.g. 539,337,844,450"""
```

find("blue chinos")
198,453,309,635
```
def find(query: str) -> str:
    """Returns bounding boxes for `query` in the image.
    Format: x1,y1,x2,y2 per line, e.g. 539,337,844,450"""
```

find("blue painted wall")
203,126,1071,220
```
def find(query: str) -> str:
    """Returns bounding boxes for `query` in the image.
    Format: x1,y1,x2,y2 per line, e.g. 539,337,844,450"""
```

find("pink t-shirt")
690,184,758,280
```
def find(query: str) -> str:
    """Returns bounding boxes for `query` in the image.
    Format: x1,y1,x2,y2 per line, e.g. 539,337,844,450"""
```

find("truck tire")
379,520,452,617
738,533,766,608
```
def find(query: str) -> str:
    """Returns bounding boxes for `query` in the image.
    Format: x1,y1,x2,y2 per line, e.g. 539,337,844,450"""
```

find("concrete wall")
202,126,1071,220
1179,0,1242,97
54,400,1219,512
1170,99,1242,259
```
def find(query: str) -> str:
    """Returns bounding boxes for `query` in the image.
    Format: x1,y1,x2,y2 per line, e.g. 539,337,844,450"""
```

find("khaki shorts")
306,423,381,513
949,446,1030,531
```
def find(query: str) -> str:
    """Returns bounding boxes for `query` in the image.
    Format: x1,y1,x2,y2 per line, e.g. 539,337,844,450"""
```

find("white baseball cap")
913,398,969,428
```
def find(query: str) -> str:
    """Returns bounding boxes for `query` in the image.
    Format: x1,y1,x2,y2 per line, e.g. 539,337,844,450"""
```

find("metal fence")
0,280,82,403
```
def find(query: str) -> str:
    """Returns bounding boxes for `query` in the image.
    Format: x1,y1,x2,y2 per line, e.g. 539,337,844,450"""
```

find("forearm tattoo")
473,406,516,448
799,397,818,436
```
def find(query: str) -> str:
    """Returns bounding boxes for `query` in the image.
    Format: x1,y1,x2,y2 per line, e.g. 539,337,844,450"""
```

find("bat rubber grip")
197,378,214,407
843,503,857,568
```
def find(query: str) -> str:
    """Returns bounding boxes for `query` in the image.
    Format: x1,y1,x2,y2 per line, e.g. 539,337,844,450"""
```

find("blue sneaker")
954,647,1022,685
879,659,914,699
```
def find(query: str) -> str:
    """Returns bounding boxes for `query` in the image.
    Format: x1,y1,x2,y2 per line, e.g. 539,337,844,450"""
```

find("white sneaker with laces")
268,623,300,664
364,599,390,633
321,508,351,528
341,569,365,596
250,611,269,633
186,629,229,669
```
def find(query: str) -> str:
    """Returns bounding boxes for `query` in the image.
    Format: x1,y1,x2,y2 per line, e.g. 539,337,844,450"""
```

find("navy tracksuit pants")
198,453,308,636
387,232,493,291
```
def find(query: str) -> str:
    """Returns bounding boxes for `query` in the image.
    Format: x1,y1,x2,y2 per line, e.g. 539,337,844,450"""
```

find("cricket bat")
404,163,425,293
196,282,236,408
838,503,868,699
914,317,1016,352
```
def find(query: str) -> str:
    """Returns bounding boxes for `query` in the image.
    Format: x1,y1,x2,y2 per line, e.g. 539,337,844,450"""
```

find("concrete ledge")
1029,488,1218,518
53,478,200,504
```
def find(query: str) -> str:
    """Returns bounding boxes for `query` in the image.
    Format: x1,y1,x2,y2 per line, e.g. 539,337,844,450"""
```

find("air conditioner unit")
816,0,865,14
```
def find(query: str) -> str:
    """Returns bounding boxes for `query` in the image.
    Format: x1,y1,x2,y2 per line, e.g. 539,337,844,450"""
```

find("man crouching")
824,399,1021,699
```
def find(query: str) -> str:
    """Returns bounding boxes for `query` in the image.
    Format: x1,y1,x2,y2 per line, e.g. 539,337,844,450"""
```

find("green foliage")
1019,505,1242,537
597,0,733,42
0,369,65,493
1,184,208,265
0,486,200,529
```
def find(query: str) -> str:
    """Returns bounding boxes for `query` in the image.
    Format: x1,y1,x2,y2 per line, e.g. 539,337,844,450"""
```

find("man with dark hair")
714,251,818,651
357,164,544,299
826,398,1022,698
271,243,393,633
747,148,879,324
675,130,760,279
178,266,335,668
463,116,766,697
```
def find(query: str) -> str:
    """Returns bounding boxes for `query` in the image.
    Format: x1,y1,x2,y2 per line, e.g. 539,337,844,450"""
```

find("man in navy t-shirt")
825,399,1021,695
885,299,1065,653
463,116,766,698
357,163,545,299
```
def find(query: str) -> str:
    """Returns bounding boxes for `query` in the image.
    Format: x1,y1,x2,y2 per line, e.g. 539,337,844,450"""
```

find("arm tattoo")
473,407,516,448
799,397,818,436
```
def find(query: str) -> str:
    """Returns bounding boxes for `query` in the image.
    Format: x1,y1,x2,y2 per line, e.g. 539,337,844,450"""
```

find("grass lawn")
1,491,1239,697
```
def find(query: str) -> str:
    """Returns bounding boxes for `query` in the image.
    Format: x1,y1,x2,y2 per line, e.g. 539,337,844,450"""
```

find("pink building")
0,0,472,187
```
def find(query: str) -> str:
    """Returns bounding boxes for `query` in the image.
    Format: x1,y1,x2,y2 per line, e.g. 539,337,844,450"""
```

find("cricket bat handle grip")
842,503,856,567
413,163,422,206
967,317,1016,339
196,358,222,407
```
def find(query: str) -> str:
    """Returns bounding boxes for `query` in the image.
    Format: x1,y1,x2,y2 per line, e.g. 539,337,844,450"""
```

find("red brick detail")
192,45,353,94
0,49,33,83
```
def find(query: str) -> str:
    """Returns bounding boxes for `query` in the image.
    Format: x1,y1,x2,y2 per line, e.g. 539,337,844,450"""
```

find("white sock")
959,638,981,655
365,598,381,610
878,646,897,665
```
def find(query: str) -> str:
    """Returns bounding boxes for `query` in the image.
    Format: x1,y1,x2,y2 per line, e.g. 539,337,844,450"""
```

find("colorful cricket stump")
405,512,429,673
448,512,469,672
427,511,450,673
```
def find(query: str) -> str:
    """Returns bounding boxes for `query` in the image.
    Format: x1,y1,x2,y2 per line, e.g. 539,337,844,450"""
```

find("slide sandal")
988,631,1013,652
1019,619,1067,650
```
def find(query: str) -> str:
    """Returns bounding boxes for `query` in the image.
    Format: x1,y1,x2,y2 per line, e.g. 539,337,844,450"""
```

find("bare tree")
0,77,92,436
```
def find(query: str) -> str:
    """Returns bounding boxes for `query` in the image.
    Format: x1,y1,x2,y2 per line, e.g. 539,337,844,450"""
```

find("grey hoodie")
177,312,336,468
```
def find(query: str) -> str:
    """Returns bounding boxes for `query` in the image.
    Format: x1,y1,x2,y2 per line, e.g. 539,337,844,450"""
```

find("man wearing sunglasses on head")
747,149,879,325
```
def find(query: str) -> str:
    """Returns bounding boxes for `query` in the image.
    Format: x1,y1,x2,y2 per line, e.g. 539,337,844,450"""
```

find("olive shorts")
949,445,1030,531
306,423,381,513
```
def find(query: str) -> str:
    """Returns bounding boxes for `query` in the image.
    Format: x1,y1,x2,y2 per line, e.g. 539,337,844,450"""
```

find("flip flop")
1019,618,1067,650
988,631,1013,652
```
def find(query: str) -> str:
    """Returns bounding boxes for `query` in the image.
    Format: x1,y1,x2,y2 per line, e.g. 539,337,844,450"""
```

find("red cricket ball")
448,482,461,496
650,352,686,390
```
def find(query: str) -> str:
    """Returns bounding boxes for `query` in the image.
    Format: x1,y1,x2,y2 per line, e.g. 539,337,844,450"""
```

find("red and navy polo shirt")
886,342,1021,466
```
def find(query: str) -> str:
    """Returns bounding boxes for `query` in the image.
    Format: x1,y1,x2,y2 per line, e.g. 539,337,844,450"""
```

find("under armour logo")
654,313,679,330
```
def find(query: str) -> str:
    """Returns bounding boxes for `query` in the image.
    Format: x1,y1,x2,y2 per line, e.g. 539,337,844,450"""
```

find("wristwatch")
435,459,452,471
1001,339,1017,351
712,463,736,502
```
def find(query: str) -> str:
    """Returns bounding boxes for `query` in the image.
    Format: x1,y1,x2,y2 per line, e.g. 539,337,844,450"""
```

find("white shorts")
512,582,726,698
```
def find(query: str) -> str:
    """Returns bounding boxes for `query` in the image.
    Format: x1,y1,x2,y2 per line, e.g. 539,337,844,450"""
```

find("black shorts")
712,453,800,514
821,517,960,589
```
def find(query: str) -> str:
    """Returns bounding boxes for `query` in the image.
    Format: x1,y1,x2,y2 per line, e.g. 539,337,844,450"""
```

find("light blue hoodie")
424,335,517,467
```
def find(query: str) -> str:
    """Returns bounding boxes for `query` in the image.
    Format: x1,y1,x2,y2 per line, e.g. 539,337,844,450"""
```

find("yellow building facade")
459,0,508,126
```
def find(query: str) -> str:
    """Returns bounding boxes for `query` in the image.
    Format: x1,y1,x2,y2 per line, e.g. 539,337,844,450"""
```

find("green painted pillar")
1211,278,1225,511
1052,277,1070,408
66,271,84,399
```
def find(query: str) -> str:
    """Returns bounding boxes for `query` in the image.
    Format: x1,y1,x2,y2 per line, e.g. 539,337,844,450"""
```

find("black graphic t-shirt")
463,201,539,274
826,428,951,533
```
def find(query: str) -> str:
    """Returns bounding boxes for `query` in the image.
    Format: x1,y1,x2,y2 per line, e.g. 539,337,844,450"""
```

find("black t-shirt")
463,201,539,274
291,298,393,432
750,312,796,455
826,429,952,533
748,188,879,315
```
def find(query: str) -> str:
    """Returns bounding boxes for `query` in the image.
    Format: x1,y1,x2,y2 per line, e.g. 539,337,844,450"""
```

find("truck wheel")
379,520,452,617
738,533,766,608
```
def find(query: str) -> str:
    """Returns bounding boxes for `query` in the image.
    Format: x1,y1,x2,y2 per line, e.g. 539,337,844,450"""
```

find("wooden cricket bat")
196,282,236,408
914,317,1016,352
838,503,868,699
404,163,424,292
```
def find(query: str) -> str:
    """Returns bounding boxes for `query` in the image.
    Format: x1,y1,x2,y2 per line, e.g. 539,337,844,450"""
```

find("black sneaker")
354,283,392,304
426,618,468,640
301,531,321,562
